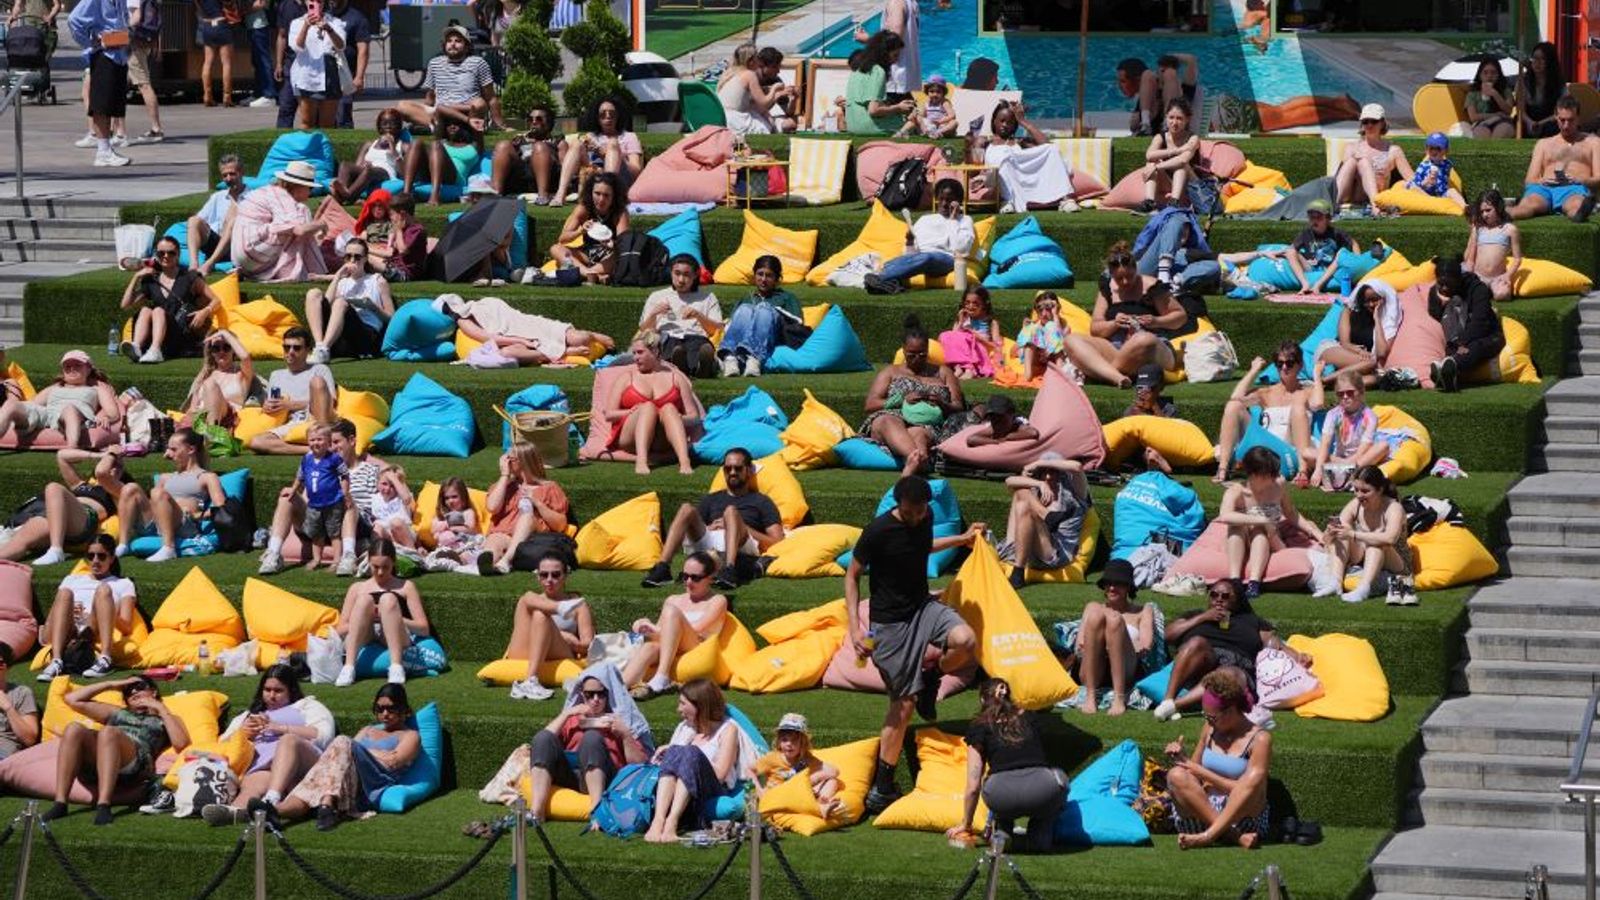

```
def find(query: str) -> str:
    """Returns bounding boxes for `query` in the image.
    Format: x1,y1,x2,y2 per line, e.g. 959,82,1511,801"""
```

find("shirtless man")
1511,95,1600,222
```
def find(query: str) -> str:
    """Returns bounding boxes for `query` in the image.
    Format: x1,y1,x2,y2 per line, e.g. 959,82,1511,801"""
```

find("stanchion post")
513,799,528,900
982,832,1006,900
1265,864,1283,900
746,795,761,900
253,809,267,900
11,800,35,900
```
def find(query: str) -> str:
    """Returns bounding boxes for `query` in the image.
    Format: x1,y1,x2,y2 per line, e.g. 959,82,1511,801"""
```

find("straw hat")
275,160,320,189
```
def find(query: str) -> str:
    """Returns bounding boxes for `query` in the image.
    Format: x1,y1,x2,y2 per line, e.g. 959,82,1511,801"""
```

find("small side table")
726,158,791,208
931,162,999,212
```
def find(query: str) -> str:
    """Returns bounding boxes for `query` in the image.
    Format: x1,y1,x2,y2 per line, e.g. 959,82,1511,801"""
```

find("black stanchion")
1003,856,1046,900
272,821,506,900
945,854,985,900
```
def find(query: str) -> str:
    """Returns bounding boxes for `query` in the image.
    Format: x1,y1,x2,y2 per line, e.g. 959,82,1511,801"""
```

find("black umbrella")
429,196,523,283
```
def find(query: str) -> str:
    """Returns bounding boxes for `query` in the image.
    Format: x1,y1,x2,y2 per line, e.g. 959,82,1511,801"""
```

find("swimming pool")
813,0,1393,121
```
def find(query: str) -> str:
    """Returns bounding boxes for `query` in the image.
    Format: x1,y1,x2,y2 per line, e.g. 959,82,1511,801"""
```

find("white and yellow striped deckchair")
786,138,852,206
1325,136,1356,178
1050,137,1112,190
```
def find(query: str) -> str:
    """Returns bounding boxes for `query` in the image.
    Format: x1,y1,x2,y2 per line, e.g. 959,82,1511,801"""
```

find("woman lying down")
435,294,615,367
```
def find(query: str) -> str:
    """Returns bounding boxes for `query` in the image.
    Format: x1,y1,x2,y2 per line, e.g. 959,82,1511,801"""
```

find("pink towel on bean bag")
1382,284,1445,389
0,561,38,659
579,364,705,464
1101,140,1248,210
1167,520,1315,589
937,329,996,377
853,141,949,207
936,365,1106,472
628,126,736,205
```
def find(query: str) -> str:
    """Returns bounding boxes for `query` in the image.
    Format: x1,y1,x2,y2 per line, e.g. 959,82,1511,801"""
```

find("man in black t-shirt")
846,473,985,814
642,448,784,591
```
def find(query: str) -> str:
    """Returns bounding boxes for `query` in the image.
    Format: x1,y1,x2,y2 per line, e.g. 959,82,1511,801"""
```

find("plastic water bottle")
1336,271,1351,297
107,327,119,356
196,640,210,671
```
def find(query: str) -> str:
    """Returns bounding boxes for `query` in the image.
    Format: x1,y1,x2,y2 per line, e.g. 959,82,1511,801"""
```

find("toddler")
1406,132,1465,204
368,467,415,547
430,476,480,551
292,423,353,572
896,74,957,139
754,713,844,820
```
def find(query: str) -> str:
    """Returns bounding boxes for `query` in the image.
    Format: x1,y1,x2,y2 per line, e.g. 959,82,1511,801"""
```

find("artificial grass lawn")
645,0,814,61
0,791,1390,900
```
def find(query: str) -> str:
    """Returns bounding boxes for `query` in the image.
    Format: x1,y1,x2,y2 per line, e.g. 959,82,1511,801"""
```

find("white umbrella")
1435,54,1521,83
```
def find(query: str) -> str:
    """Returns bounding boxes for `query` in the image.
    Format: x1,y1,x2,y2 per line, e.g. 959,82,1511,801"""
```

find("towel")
985,143,1073,211
437,294,572,360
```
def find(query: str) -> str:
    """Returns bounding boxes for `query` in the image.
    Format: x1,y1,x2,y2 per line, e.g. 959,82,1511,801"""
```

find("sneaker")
1398,589,1420,607
1339,586,1370,604
309,344,331,365
94,150,131,168
334,665,356,687
1578,194,1597,223
248,95,276,108
863,273,904,295
118,340,139,362
110,133,128,148
314,804,340,832
201,804,247,827
864,784,903,816
1428,360,1441,390
1152,699,1179,722
93,804,114,826
386,664,406,685
137,347,164,364
83,655,114,678
494,559,513,576
1007,565,1026,590
258,551,284,575
73,132,98,148
1385,580,1404,606
36,659,63,682
640,561,673,588
719,354,740,378
138,788,175,815
1244,579,1262,601
334,553,357,577
742,356,761,377
509,678,554,701
475,551,496,577
914,669,940,721
1437,356,1459,393
145,545,177,563
133,130,164,144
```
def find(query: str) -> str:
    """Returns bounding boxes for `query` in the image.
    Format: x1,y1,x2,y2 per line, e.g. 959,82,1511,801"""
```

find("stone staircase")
0,195,122,346
1370,292,1600,899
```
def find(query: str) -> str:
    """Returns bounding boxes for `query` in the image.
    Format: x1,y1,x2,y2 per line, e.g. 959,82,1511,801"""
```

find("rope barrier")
531,821,744,900
1003,856,1046,900
763,833,816,900
272,819,507,900
39,822,247,900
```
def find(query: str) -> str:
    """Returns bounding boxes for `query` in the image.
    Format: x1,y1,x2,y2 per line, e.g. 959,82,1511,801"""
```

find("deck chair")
786,138,852,206
1412,82,1469,136
679,79,727,132
1050,138,1112,190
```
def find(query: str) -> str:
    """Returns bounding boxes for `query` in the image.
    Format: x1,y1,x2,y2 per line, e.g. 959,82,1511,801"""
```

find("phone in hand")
269,386,282,401
578,717,608,729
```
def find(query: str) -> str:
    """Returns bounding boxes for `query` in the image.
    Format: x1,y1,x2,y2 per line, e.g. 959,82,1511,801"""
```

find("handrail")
1562,686,1600,900
0,78,25,200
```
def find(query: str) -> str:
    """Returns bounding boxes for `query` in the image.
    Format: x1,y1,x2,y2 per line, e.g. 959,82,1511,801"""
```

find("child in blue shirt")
293,423,354,574
1407,132,1466,205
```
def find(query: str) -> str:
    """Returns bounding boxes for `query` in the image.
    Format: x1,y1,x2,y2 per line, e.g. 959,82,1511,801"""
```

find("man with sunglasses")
641,448,783,591
248,326,337,455
847,474,984,813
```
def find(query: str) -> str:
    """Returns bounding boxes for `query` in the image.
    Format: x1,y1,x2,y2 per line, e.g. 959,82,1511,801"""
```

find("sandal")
461,820,495,840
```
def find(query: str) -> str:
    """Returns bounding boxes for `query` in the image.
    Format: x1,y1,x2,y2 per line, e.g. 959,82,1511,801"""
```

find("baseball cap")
1359,103,1385,122
1306,198,1332,216
443,24,471,42
1425,131,1449,149
981,395,1016,417
924,74,947,88
1133,363,1164,391
60,349,91,366
776,713,809,735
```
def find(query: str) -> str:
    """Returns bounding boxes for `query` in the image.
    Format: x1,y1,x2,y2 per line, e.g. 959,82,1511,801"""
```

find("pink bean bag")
0,561,38,659
853,141,950,207
1100,140,1249,211
1384,284,1446,389
579,364,705,464
0,426,118,451
820,603,974,698
0,740,153,804
936,365,1107,472
628,126,736,205
1167,520,1315,589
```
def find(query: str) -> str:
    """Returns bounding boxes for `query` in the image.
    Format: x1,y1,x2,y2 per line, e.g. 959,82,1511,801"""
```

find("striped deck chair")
786,138,852,206
1050,137,1112,190
1325,137,1355,178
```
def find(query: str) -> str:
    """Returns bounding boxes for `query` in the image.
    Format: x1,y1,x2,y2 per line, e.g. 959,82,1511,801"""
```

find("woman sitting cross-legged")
947,678,1067,852
1216,447,1323,601
526,670,653,822
332,539,431,688
1322,465,1416,605
43,676,190,825
1153,578,1310,722
623,552,728,701
644,678,750,843
199,664,337,826
1167,669,1272,850
504,551,593,702
250,683,420,832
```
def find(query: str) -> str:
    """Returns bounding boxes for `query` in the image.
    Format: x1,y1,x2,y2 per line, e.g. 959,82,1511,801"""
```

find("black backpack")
876,157,928,211
610,231,670,287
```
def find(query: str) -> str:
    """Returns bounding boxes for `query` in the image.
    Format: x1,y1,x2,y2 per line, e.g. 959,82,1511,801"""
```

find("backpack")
1185,174,1223,217
590,763,660,838
1182,330,1238,383
609,231,670,288
876,157,928,212
131,0,162,42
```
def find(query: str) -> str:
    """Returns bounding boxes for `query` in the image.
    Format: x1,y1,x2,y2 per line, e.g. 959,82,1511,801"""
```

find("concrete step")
0,196,126,221
1421,694,1584,758
1505,545,1600,579
1466,627,1600,663
1506,515,1600,547
0,239,113,263
1462,658,1600,696
1542,415,1600,446
1372,825,1585,898
1581,297,1600,324
1418,787,1584,831
1566,349,1600,376
1472,579,1600,631
1579,323,1600,349
0,217,116,241
1509,473,1600,519
0,322,24,346
1542,378,1600,417
1530,443,1600,472
0,261,93,284
1418,751,1600,793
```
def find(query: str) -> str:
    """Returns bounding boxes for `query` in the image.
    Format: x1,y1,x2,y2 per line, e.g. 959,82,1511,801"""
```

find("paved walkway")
667,0,881,78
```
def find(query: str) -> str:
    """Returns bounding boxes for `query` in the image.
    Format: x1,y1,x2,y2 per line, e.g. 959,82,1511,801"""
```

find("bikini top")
1476,225,1511,248
1201,729,1260,780
620,383,684,412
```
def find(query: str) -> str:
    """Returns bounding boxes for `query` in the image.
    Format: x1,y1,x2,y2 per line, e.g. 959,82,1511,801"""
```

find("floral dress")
858,375,976,446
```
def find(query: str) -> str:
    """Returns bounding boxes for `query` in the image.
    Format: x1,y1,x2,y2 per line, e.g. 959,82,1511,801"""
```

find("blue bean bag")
1134,661,1175,704
374,701,443,813
1331,245,1386,288
1110,471,1205,561
765,306,872,374
160,222,234,274
692,386,789,464
831,437,898,471
1258,303,1341,386
705,703,770,821
243,131,337,194
371,373,478,458
837,480,962,576
129,468,250,558
379,154,494,204
1054,796,1152,847
381,299,457,363
1068,739,1143,804
501,384,577,451
354,636,450,679
649,208,708,270
982,216,1073,289
1244,244,1302,291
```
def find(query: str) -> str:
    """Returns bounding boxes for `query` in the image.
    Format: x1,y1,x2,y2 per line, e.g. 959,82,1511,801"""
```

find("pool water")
817,0,1392,121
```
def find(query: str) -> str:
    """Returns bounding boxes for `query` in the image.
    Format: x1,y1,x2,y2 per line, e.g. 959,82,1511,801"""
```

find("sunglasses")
723,464,746,473
1108,254,1136,269
581,689,609,700
282,344,306,353
681,571,709,583
1275,358,1297,369
208,343,230,354
1336,389,1359,398
85,551,111,561
1208,589,1234,600
1359,118,1379,125
373,703,400,714
154,249,178,258
536,570,564,581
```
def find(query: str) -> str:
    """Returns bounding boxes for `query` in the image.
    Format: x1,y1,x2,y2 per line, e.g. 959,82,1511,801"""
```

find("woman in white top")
288,0,347,130
199,664,337,826
180,329,256,431
644,678,747,843
34,535,136,681
718,46,796,136
503,552,593,702
304,238,395,364
967,101,1076,213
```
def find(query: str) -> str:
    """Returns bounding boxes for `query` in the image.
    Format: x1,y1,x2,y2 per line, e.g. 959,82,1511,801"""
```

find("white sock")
262,790,281,805
96,138,111,153
647,673,672,691
114,543,129,558
33,547,65,565
340,539,354,557
266,536,283,555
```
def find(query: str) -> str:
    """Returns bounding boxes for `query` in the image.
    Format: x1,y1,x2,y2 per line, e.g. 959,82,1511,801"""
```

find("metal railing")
1562,686,1600,900
0,78,23,200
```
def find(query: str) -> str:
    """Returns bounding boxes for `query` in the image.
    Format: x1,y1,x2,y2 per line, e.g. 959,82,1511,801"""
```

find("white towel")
986,143,1073,211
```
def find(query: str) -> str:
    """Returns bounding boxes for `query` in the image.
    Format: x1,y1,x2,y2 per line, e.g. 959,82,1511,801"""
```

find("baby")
754,713,844,820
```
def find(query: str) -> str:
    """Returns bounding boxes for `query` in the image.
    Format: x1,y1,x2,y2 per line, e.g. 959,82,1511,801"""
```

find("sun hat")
1359,103,1385,122
275,160,320,189
584,221,614,243
776,712,809,735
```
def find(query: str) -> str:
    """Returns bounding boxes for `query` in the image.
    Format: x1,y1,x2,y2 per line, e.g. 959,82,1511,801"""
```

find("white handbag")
1183,331,1239,383
173,754,239,818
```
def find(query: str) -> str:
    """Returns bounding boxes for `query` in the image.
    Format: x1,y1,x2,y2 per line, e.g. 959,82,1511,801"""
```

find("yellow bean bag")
1022,507,1101,585
1512,257,1593,298
1223,186,1285,215
1101,416,1215,469
671,613,757,686
709,454,808,530
138,567,247,667
1362,255,1436,293
778,390,853,471
1372,405,1432,485
241,577,338,668
574,493,663,571
874,728,989,831
1373,185,1465,216
763,736,879,835
5,361,34,400
1461,316,1539,386
163,728,255,790
411,481,492,548
762,525,861,578
519,777,595,822
213,295,302,360
39,678,123,740
713,210,818,286
41,679,228,753
475,656,585,688
1285,633,1391,722
942,540,1077,709
1164,317,1216,385
728,625,844,693
755,599,848,644
893,339,946,366
1407,523,1498,590
233,406,288,446
805,201,997,288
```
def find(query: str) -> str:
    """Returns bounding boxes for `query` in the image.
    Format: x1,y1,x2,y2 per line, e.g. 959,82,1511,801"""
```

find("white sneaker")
114,543,129,558
1384,581,1404,606
1152,699,1179,722
258,551,284,575
94,150,131,168
386,664,406,685
110,133,127,148
309,344,331,365
1339,586,1370,604
248,95,276,108
509,678,554,701
137,347,164,364
334,553,357,577
82,655,114,678
334,665,356,687
719,354,740,378
36,659,63,682
73,132,98,148
145,545,177,563
31,547,65,566
742,356,761,377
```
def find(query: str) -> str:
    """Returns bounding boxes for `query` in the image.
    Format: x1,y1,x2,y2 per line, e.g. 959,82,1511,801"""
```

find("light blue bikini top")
1200,730,1259,779
1476,225,1511,248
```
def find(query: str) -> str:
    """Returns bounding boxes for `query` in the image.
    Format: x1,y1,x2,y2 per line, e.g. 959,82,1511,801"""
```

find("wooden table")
930,162,998,212
725,158,791,209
